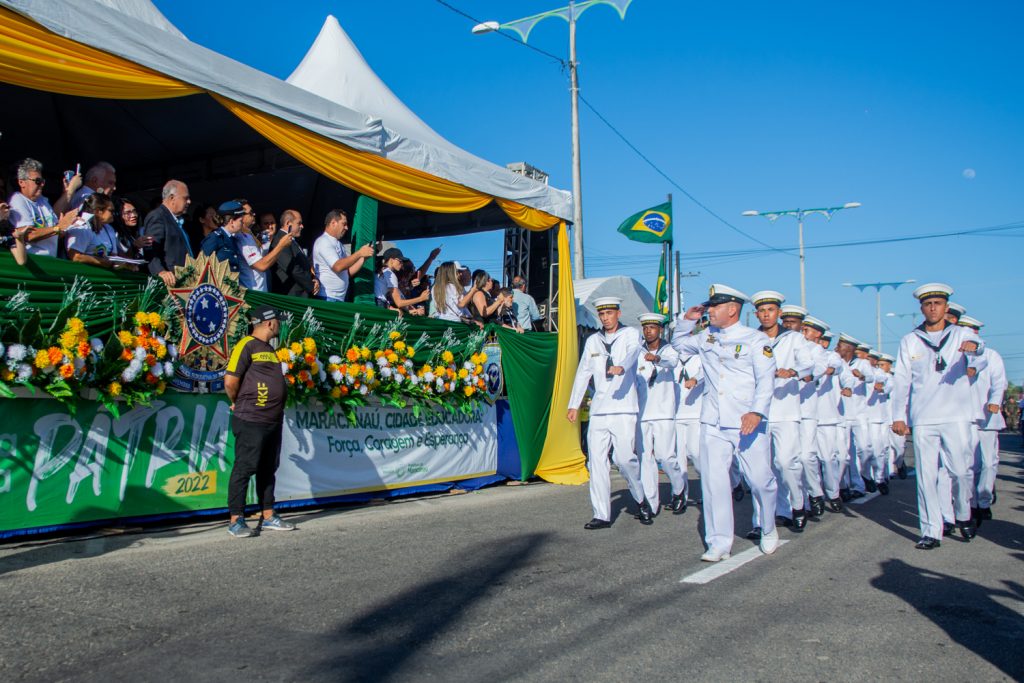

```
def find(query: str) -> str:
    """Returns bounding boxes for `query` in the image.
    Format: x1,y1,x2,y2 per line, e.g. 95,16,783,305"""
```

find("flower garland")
96,310,178,410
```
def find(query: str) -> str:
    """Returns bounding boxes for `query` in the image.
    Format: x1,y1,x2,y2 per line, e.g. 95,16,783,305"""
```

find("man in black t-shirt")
224,304,294,537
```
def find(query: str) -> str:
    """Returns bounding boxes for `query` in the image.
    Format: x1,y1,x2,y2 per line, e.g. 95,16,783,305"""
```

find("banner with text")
0,396,496,536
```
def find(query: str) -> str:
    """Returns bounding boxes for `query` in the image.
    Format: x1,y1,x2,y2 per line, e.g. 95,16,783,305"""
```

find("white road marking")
680,540,790,584
850,491,881,505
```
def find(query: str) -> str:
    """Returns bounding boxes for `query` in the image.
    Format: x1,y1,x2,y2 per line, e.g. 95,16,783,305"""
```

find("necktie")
603,341,614,378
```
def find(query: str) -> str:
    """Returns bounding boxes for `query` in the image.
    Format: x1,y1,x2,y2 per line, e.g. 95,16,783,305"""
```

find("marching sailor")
636,313,687,514
671,285,780,562
878,353,908,480
865,349,893,494
675,336,705,505
835,334,872,500
567,297,652,529
811,327,849,512
891,283,985,549
958,315,1007,525
751,292,814,533
802,316,845,513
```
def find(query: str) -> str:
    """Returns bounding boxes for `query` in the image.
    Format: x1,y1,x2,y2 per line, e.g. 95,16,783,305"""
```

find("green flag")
617,201,672,244
655,254,669,314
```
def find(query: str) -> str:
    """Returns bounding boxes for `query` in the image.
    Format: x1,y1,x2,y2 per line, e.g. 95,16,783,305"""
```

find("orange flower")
397,366,407,376
47,347,64,366
340,385,350,396
286,375,296,385
145,373,158,385
304,380,314,389
346,347,360,363
120,349,133,362
59,363,75,379
304,353,316,365
145,354,157,367
77,340,91,358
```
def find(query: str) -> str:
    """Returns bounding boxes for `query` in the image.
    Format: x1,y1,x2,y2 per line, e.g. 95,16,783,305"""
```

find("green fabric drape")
493,327,558,479
350,194,378,307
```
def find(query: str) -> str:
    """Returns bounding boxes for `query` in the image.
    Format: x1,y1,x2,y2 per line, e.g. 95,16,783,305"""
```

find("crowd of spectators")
1,157,546,332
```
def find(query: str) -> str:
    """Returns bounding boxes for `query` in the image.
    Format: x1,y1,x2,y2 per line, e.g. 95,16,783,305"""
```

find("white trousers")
760,420,804,520
867,421,891,483
701,422,777,554
639,419,685,507
889,430,906,471
843,419,868,492
815,423,843,499
974,428,1000,509
587,413,644,521
912,422,975,539
800,418,823,498
675,418,702,498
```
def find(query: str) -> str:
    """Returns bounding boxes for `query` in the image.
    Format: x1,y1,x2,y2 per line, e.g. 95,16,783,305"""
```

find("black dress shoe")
915,536,941,550
810,496,826,517
792,512,807,532
775,515,793,527
667,494,686,514
978,506,993,521
827,498,843,513
746,526,762,540
637,500,654,525
942,522,954,537
732,484,745,502
957,520,976,540
584,518,611,530
864,480,877,493
896,464,908,480
850,490,865,499
877,482,889,496
839,488,852,502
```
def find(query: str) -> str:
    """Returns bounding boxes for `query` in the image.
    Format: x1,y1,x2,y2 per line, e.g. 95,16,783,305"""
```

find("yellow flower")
422,364,433,374
67,318,85,334
59,330,80,351
464,385,476,397
442,350,454,364
155,344,168,360
1,368,14,382
147,312,162,327
386,353,399,364
458,368,469,379
310,362,320,375
360,347,371,360
134,311,148,327
364,367,375,380
277,348,292,362
406,347,416,358
374,350,385,359
107,381,122,397
347,364,360,377
156,381,167,394
117,330,134,347
389,331,401,340
394,341,406,352
34,350,51,369
330,386,342,399
475,364,483,375
302,337,317,353
290,342,302,355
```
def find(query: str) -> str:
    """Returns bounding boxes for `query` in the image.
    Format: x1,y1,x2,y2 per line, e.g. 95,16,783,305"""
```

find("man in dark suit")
145,179,193,287
271,209,319,298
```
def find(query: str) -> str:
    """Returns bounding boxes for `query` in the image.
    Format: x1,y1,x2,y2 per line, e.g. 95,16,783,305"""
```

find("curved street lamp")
843,279,916,352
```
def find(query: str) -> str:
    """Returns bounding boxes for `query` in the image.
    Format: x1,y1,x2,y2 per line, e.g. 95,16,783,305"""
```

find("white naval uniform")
841,356,874,493
675,354,705,499
636,341,684,508
891,323,985,538
815,349,850,499
569,325,646,522
672,317,778,554
969,347,1007,509
888,382,908,474
864,368,893,484
756,328,814,521
798,338,833,503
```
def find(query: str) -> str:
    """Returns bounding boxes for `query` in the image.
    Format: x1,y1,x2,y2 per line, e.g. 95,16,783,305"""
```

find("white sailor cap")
867,348,882,359
947,301,967,318
913,282,954,301
820,330,834,341
593,296,623,311
780,304,808,319
957,315,983,330
802,315,829,332
856,342,871,352
703,284,749,307
638,312,668,326
879,352,896,363
837,333,861,346
751,290,785,307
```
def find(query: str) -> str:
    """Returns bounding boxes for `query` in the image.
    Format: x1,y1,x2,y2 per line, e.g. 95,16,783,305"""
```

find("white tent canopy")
574,276,657,329
0,0,572,221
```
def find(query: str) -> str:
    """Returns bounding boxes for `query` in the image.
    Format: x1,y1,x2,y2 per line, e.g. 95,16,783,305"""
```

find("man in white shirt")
8,158,61,257
675,339,704,505
958,315,1007,525
671,284,780,562
312,209,374,302
752,292,814,533
567,297,650,529
234,200,291,292
892,283,985,549
635,313,686,515
835,334,871,500
879,353,908,481
798,314,843,516
511,276,542,331
811,328,849,512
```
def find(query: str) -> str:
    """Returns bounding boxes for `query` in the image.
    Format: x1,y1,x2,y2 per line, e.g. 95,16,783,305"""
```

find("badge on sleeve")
762,345,773,358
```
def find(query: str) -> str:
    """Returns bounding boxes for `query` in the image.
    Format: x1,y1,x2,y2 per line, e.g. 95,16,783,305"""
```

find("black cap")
381,247,404,262
217,200,247,217
247,304,278,324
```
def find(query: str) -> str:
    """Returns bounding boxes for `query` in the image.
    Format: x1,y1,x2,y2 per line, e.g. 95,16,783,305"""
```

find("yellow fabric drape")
0,7,199,99
495,198,562,232
534,221,588,484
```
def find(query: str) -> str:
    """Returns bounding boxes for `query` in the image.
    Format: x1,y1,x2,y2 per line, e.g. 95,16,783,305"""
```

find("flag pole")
666,193,673,318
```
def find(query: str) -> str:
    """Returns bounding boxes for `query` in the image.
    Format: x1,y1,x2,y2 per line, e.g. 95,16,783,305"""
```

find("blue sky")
155,1,1024,384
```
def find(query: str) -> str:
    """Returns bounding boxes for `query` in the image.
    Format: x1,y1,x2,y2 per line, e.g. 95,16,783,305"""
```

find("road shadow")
870,559,1024,679
305,532,550,682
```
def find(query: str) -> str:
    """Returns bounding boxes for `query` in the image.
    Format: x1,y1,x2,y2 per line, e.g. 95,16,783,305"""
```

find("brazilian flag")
655,256,669,314
616,201,672,244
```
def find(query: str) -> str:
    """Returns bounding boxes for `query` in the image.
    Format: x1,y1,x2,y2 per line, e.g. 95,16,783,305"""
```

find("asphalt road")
1,438,1022,682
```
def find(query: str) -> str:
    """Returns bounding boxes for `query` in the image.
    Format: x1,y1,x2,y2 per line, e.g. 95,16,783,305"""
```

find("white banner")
274,403,497,500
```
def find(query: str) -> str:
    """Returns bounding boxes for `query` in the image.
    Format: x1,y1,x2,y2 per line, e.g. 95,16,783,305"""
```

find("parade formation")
569,282,1007,560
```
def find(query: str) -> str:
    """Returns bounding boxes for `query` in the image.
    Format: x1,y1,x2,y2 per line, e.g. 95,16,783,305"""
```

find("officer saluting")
891,283,985,549
223,305,295,538
568,297,652,529
671,285,780,562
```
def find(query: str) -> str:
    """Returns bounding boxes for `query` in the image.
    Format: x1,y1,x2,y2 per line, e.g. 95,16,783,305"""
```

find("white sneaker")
700,548,731,562
760,528,780,555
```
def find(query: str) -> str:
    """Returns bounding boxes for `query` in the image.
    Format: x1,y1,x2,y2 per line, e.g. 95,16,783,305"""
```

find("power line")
433,0,568,66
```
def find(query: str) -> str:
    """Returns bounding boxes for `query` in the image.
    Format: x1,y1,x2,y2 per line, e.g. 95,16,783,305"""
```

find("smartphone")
62,163,80,185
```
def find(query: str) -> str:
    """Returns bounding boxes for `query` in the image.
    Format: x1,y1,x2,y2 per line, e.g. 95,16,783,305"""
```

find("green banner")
0,392,231,535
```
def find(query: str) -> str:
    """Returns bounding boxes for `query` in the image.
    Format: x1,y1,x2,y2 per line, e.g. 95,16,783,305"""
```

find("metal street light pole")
472,0,633,280
742,202,862,308
843,280,916,352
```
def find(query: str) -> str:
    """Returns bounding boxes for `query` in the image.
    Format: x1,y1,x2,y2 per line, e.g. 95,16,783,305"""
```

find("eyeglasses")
27,177,45,185
122,209,138,217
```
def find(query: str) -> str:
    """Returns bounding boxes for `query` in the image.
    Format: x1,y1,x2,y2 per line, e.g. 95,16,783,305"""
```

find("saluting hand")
683,305,706,321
